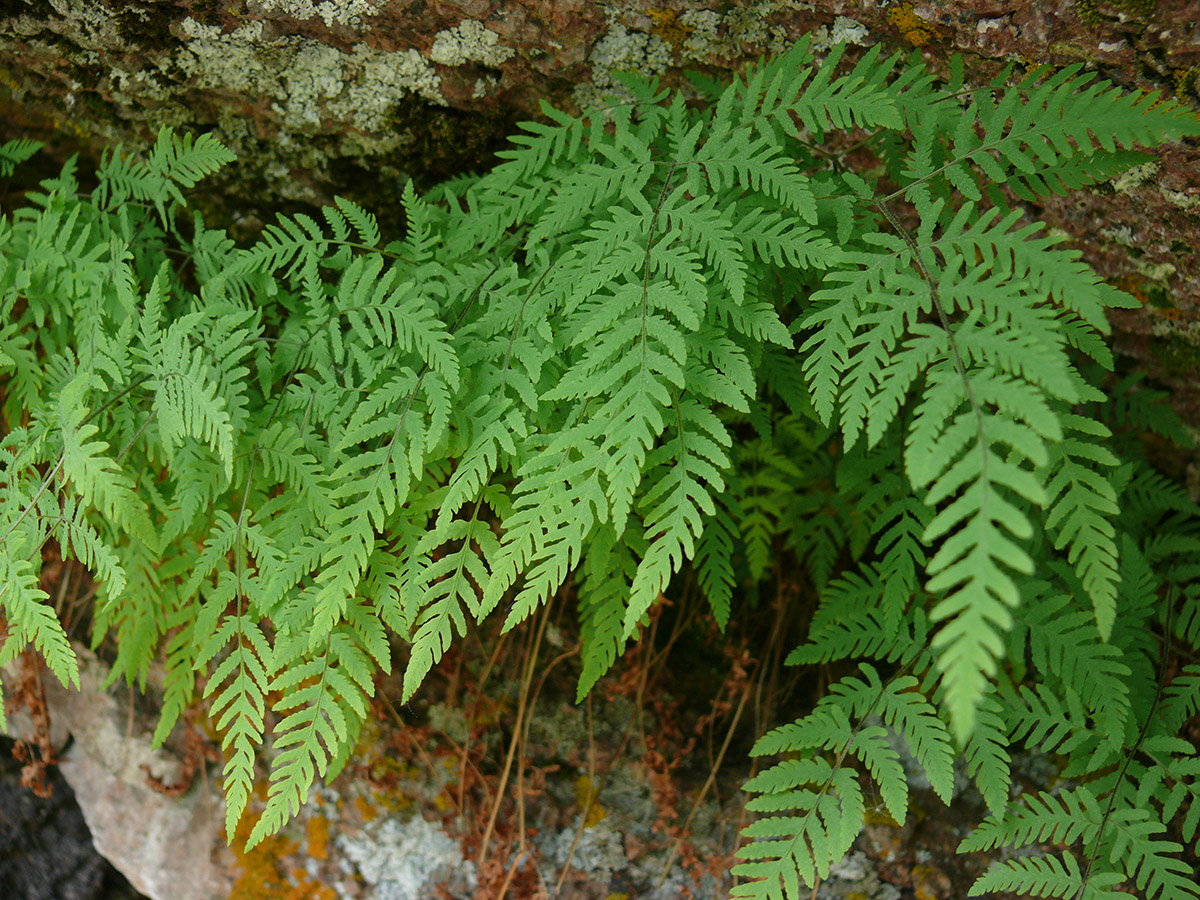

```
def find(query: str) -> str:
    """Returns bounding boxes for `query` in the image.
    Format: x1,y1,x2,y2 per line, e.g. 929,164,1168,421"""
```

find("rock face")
1,643,751,900
2,649,232,900
0,735,142,900
2,0,1198,427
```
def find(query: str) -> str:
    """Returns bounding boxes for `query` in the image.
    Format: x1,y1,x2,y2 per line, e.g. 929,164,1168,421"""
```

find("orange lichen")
227,813,299,900
355,793,380,822
647,8,694,55
911,864,950,900
886,2,936,47
227,811,336,900
287,870,337,900
306,814,330,860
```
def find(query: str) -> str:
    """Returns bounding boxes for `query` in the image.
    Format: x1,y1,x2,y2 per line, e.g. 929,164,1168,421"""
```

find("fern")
2,40,1199,896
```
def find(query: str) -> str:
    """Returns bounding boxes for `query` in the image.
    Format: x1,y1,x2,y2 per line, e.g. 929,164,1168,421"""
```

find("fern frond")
961,785,1102,852
1107,808,1200,900
197,602,271,837
733,758,865,895
968,851,1121,900
1020,590,1131,743
830,664,955,803
0,137,43,177
695,493,738,630
575,523,640,700
624,396,729,637
909,362,1057,741
403,516,497,700
0,554,79,690
249,622,375,847
789,42,902,136
962,690,1012,816
1041,415,1121,635
57,376,156,546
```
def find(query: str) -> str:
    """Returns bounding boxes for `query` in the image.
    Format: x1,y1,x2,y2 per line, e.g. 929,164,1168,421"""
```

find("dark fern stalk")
2,36,1199,899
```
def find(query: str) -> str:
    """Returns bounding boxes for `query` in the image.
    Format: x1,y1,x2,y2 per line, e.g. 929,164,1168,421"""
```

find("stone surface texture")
2,0,1199,431
3,642,756,900
2,649,231,900
0,734,139,900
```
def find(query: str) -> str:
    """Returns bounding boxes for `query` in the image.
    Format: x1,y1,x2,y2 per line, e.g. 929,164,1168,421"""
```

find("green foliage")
2,35,1199,898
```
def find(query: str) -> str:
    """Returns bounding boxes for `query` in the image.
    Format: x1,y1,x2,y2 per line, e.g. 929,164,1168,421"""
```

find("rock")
0,736,140,900
4,1,1197,431
2,648,233,900
336,814,477,900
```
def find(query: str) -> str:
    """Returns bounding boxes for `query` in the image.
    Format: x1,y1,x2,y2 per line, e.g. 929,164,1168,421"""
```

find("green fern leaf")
0,554,79,690
403,517,497,700
969,851,1122,899
575,523,640,700
249,625,375,847
0,137,43,177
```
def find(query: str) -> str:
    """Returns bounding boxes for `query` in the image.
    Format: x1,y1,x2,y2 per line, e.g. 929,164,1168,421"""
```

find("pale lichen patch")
679,10,721,59
472,74,500,99
174,20,273,94
573,21,672,109
137,17,444,198
1111,160,1159,192
251,0,383,30
173,20,442,132
1138,260,1179,280
429,20,515,68
830,15,870,46
1101,223,1135,245
1163,188,1199,210
278,42,345,127
811,15,871,51
327,44,444,130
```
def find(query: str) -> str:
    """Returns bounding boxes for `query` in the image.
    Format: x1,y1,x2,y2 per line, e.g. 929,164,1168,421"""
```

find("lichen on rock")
251,0,384,30
430,19,516,68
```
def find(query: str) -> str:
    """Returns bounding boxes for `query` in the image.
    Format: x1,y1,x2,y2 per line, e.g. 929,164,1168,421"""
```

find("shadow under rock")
0,736,147,900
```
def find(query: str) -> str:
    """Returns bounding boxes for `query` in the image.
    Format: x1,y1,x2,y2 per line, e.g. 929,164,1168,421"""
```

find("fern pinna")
1,36,1199,897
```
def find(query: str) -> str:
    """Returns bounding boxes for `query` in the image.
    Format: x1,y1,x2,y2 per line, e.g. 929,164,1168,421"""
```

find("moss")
186,0,232,28
1173,66,1200,101
1160,337,1200,375
1140,279,1171,310
1076,0,1156,27
104,0,187,54
383,97,520,191
0,0,54,22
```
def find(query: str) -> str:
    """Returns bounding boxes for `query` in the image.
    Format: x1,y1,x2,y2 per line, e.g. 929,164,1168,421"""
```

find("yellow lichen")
228,810,336,900
355,793,380,822
1174,66,1200,100
911,865,942,900
574,774,608,826
647,9,695,55
227,813,298,900
886,2,936,47
306,814,330,860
